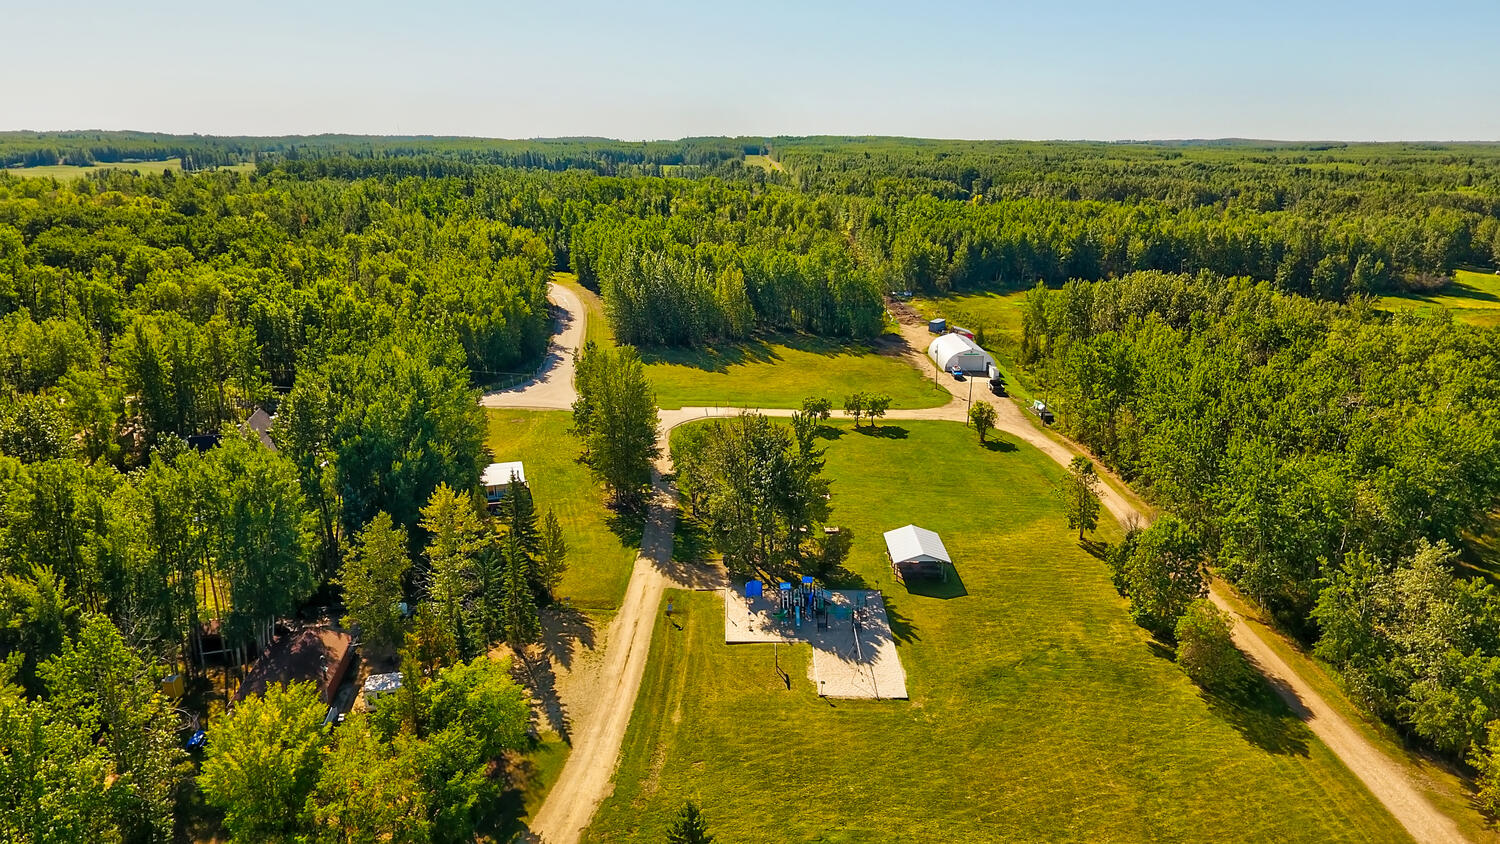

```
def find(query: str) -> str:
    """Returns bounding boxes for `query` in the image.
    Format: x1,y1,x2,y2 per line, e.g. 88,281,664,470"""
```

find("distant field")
1,159,256,180
484,410,637,611
641,333,949,410
742,153,783,172
1378,269,1500,327
587,420,1408,843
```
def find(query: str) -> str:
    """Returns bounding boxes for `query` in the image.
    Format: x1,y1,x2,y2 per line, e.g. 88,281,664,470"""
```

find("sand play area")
722,586,908,700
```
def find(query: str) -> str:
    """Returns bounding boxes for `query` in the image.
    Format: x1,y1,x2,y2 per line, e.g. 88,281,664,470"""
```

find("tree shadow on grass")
672,512,712,565
854,424,908,439
1078,538,1110,561
1143,634,1312,756
979,436,1017,452
883,598,921,645
604,510,645,550
814,425,847,441
1203,675,1314,757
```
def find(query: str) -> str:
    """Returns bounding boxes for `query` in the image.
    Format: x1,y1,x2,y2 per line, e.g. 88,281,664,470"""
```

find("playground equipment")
766,577,833,629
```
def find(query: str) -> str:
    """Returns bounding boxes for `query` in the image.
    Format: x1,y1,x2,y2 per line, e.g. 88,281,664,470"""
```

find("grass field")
586,420,1408,842
742,154,783,172
1378,269,1500,327
642,334,950,410
485,410,637,611
2,159,256,180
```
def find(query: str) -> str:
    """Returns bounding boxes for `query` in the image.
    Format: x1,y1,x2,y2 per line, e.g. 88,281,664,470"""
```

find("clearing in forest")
641,333,949,410
584,420,1409,843
1379,268,1500,327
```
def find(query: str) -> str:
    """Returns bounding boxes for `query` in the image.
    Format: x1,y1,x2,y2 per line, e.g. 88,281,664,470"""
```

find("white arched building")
927,333,996,375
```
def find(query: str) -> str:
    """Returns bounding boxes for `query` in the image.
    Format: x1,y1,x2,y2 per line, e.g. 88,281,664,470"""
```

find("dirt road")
481,282,585,411
521,299,1467,843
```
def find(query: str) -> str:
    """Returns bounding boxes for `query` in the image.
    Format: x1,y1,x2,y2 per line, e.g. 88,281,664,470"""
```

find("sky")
5,0,1499,142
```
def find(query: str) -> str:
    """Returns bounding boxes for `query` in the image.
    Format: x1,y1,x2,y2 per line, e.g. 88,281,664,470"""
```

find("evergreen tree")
667,801,715,844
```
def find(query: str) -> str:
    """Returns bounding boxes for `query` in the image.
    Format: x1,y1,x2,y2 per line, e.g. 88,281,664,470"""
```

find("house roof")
482,461,526,487
246,407,276,451
883,524,952,565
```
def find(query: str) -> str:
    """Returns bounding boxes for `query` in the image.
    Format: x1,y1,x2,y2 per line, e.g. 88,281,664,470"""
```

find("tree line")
1021,270,1500,762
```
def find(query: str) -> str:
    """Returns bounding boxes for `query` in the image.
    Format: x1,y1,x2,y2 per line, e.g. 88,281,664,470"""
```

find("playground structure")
723,577,908,700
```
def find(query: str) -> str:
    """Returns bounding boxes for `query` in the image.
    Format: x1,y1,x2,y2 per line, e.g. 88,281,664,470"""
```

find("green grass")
1212,585,1499,844
742,154,783,172
1,159,256,180
587,420,1409,842
1378,269,1500,327
485,410,637,611
642,334,950,410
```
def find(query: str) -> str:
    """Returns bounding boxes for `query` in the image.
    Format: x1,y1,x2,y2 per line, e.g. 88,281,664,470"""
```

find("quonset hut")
927,333,996,375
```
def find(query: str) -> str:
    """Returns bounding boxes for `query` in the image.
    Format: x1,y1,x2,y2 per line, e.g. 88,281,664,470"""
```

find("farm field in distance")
585,419,1408,842
641,333,950,410
0,158,256,179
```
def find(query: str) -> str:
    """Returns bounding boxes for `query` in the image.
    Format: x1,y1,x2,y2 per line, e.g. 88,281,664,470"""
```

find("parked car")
1031,399,1054,424
989,376,1007,396
950,366,966,381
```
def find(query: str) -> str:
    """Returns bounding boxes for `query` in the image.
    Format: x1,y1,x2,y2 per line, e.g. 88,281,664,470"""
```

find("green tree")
575,344,660,510
801,395,832,421
1174,599,1251,692
865,393,891,428
1112,515,1204,635
0,657,114,844
1056,456,1102,540
667,801,715,844
497,535,541,648
1469,720,1500,819
39,614,189,843
535,508,568,601
843,392,866,428
0,564,79,694
339,512,411,653
969,401,997,443
307,713,430,844
420,484,484,656
199,681,328,842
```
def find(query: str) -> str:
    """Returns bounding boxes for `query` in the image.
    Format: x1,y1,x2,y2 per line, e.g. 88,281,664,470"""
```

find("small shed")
928,317,947,334
362,672,403,706
883,524,953,581
483,461,527,504
927,333,996,374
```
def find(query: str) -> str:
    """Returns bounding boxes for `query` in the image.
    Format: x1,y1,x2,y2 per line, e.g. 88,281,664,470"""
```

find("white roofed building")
927,333,996,374
883,524,953,581
483,461,526,504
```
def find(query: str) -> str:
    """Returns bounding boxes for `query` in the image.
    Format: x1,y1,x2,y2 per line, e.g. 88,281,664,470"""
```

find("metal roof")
927,333,996,373
482,461,526,487
883,524,952,564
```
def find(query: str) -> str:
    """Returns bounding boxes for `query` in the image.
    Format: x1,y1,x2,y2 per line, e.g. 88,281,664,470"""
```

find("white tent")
927,333,996,374
884,524,952,580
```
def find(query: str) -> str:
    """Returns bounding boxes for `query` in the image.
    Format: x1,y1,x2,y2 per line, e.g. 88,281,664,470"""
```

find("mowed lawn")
586,420,1407,842
642,334,950,410
485,410,636,611
1379,268,1500,327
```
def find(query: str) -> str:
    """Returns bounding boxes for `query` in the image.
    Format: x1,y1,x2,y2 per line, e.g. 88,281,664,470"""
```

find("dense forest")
2,133,1500,838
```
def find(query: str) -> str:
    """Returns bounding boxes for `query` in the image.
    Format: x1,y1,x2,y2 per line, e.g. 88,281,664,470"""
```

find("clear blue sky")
5,0,1498,141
